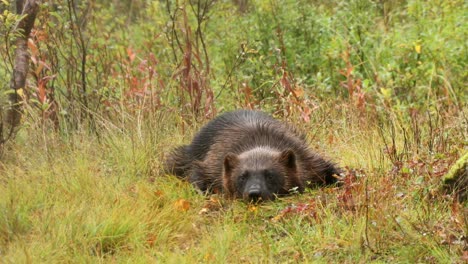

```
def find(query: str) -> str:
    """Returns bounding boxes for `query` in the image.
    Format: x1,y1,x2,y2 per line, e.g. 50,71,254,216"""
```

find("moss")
443,152,468,202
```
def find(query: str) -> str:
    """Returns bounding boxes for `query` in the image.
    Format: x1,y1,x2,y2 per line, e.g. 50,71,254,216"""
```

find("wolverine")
165,110,340,202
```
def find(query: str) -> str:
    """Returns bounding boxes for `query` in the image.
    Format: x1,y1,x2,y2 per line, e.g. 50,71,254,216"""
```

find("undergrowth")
0,0,467,262
1,103,466,263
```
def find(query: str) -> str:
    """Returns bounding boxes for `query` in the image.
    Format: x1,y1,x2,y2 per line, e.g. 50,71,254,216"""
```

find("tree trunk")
232,0,248,13
5,0,39,133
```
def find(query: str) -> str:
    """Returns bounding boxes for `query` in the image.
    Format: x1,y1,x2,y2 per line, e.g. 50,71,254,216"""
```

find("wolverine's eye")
239,172,249,182
264,170,273,180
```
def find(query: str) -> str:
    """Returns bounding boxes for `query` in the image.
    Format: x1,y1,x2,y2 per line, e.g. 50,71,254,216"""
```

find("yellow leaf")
271,215,282,223
414,44,422,54
16,88,24,98
204,253,215,261
380,87,392,99
248,205,258,212
174,199,190,211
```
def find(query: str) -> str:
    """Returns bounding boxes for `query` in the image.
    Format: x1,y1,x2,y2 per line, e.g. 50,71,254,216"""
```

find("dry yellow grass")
0,106,465,263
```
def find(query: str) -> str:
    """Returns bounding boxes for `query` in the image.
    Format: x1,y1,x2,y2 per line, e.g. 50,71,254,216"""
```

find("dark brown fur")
165,110,340,201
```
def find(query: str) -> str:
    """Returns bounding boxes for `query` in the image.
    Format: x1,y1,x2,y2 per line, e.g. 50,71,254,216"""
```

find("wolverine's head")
222,147,302,202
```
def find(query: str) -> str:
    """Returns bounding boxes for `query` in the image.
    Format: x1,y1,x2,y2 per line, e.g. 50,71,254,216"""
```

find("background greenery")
0,0,466,262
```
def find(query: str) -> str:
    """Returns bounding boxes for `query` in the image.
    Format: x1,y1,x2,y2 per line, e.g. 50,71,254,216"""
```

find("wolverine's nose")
248,184,262,201
248,190,261,201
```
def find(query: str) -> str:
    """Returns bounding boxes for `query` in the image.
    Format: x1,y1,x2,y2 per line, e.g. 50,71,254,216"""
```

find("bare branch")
3,0,39,143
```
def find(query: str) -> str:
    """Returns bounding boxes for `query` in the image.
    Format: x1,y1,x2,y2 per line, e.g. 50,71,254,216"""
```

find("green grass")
0,107,465,263
1,0,467,262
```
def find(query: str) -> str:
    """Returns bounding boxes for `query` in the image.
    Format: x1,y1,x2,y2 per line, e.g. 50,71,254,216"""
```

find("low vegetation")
0,0,466,262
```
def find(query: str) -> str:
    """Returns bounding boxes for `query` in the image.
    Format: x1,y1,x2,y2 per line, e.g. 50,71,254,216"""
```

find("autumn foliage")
0,0,466,262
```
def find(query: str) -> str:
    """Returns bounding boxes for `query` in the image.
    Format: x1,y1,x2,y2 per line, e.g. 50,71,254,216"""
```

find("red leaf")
127,47,136,62
38,80,46,103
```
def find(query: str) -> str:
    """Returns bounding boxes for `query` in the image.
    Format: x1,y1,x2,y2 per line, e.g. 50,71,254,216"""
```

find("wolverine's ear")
223,153,239,196
223,153,239,177
279,149,296,170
